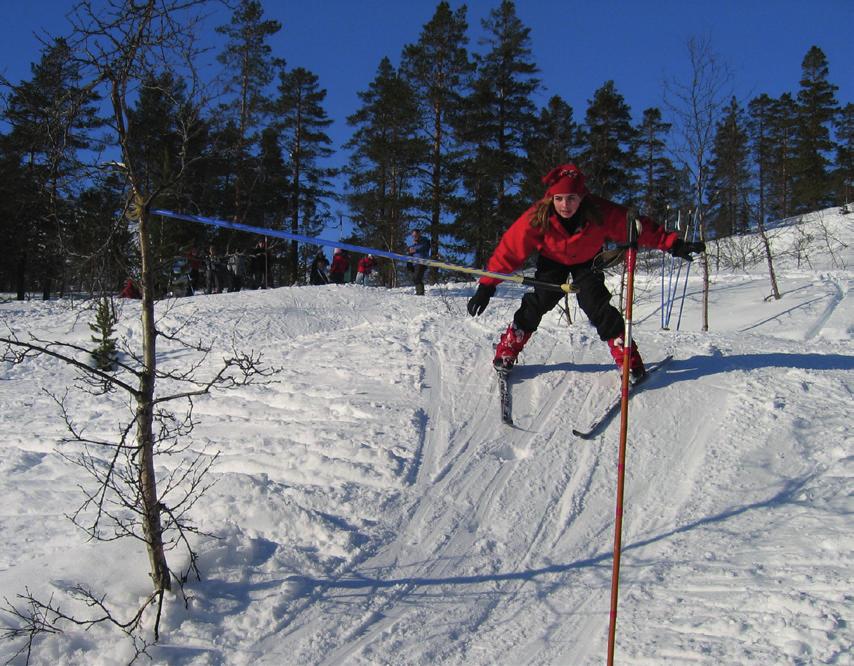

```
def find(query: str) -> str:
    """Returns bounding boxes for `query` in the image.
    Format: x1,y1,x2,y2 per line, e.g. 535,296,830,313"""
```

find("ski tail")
572,355,674,439
496,366,513,425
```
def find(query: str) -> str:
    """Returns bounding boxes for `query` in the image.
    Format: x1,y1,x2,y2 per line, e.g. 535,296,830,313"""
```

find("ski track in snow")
1,209,852,665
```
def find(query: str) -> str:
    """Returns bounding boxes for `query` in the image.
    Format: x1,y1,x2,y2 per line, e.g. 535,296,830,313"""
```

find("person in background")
119,277,141,299
227,250,247,292
185,245,203,292
205,245,229,294
355,254,377,285
408,229,430,295
329,248,350,284
251,239,271,288
310,252,330,285
466,163,704,380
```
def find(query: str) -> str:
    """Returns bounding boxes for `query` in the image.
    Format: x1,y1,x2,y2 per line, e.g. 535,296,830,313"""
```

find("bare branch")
2,332,140,396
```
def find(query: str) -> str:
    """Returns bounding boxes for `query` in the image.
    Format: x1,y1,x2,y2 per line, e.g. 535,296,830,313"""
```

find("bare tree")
2,313,275,649
665,36,732,331
1,0,276,658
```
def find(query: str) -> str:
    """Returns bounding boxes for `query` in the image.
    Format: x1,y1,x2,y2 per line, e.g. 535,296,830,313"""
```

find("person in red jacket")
118,277,141,299
329,248,350,284
466,163,704,380
355,254,377,285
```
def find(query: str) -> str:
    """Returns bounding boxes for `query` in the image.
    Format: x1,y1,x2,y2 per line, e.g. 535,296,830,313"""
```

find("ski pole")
608,208,640,666
153,209,577,295
662,210,681,329
675,208,701,330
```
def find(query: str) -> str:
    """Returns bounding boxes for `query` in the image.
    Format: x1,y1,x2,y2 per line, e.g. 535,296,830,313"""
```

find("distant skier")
407,229,430,295
118,277,141,299
205,245,230,294
355,254,377,285
329,248,350,284
466,163,704,380
309,252,330,285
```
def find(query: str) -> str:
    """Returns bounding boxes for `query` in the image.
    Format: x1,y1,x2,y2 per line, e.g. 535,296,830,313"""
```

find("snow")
1,207,852,665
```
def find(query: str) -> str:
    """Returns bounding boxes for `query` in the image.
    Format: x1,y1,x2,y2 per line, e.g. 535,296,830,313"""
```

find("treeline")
0,0,850,299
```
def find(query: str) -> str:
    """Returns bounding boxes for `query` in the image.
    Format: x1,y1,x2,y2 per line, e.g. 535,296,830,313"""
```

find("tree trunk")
137,206,172,592
758,221,781,300
16,251,27,301
700,224,710,332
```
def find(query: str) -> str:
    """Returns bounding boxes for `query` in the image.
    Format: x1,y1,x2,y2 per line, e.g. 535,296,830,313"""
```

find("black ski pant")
512,254,624,341
413,264,426,295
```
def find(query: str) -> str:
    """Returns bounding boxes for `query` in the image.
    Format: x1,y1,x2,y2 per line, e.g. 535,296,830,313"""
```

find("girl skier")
466,163,704,380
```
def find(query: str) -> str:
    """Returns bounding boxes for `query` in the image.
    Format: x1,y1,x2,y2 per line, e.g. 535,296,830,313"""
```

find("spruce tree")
522,96,583,202
746,93,782,299
767,93,799,220
834,103,853,208
747,94,776,227
0,133,36,298
792,46,839,212
581,80,638,201
632,107,680,224
708,97,752,237
345,57,424,286
400,1,473,264
126,71,205,292
252,126,290,282
274,66,334,283
456,0,539,264
70,174,131,294
90,295,118,372
2,37,102,299
215,0,283,222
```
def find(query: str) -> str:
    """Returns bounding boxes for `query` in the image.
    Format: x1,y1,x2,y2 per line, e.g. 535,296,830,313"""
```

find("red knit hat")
542,164,588,197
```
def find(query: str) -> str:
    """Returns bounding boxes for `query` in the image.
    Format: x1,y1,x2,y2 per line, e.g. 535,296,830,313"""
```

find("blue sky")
1,0,851,172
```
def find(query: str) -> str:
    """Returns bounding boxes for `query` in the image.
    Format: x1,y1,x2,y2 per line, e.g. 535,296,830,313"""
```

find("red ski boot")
608,335,646,382
493,323,532,369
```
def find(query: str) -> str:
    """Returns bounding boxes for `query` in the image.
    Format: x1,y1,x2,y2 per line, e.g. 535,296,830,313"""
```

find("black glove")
467,284,496,316
669,239,706,260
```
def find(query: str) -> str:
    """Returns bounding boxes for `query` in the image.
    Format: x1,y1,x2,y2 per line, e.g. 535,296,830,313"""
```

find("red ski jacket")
330,253,349,275
480,194,679,287
357,256,376,274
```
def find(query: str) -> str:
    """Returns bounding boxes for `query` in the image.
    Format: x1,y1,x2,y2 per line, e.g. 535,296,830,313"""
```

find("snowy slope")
0,208,852,665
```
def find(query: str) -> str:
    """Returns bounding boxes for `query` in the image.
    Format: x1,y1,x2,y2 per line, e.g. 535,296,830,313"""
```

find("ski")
572,355,674,439
496,366,513,425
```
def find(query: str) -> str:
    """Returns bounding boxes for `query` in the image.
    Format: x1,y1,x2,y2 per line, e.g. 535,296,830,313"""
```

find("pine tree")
747,94,776,227
746,93,782,299
125,71,206,293
274,66,334,283
455,0,539,264
345,57,424,286
215,0,283,222
522,95,583,202
250,126,289,282
581,80,638,201
633,107,679,223
834,103,853,208
69,174,131,294
90,295,118,372
792,46,839,212
708,97,752,237
0,132,37,298
400,1,474,264
2,37,102,299
767,93,799,220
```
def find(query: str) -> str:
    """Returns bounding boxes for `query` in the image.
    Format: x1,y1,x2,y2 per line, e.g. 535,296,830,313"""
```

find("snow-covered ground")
1,207,852,665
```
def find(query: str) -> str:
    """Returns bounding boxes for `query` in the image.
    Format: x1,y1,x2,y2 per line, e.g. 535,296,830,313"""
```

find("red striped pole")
607,210,640,665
